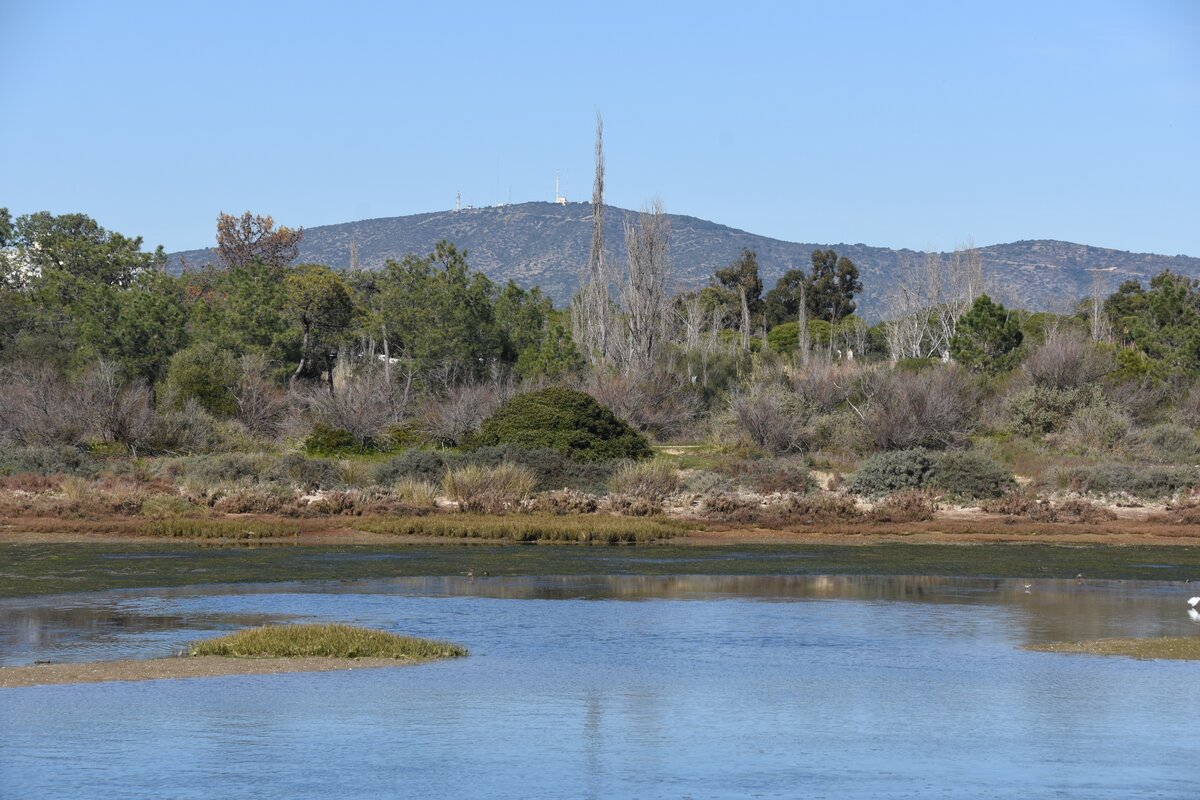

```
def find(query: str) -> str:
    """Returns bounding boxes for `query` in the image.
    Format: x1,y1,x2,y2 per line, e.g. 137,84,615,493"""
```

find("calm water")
2,575,1199,799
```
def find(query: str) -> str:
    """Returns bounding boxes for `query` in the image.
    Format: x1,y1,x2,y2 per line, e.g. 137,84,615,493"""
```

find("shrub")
1060,402,1130,455
931,451,1016,500
529,488,600,515
421,379,512,447
608,460,681,501
443,462,537,513
1059,463,1200,499
848,449,936,498
1005,385,1086,436
584,368,704,440
163,342,239,417
722,457,815,494
476,388,651,462
1022,331,1109,390
728,385,806,454
304,424,371,456
771,493,861,524
212,485,295,515
268,453,342,491
373,450,450,485
681,469,735,495
1129,424,1200,464
868,489,938,523
171,453,273,485
0,364,88,446
0,446,95,476
301,368,399,451
866,367,975,450
979,491,1115,524
1175,383,1200,429
465,445,617,493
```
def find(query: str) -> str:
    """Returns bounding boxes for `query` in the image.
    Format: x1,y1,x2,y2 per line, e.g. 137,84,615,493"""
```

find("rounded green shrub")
164,342,239,417
931,451,1016,500
476,388,652,462
847,448,935,497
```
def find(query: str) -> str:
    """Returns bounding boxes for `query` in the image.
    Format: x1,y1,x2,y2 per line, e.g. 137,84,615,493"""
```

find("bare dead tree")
215,211,302,269
619,198,671,375
81,361,157,453
884,244,983,361
1089,268,1114,342
572,112,615,367
231,354,288,437
0,364,87,445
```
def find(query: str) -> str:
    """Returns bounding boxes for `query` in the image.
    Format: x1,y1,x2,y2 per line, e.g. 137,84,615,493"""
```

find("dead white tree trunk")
619,198,671,376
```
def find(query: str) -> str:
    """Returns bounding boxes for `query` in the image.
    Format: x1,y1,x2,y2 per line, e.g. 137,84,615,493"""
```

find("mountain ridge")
168,202,1200,318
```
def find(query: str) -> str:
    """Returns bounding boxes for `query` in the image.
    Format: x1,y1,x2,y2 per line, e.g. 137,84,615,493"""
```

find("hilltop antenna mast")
555,171,567,205
455,192,461,212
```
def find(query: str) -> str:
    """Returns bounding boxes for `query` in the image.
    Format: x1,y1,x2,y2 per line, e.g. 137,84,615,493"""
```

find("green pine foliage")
476,388,652,462
949,294,1023,373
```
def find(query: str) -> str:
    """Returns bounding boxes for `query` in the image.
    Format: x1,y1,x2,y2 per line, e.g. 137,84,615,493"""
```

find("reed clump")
188,624,467,660
355,513,687,544
139,519,299,540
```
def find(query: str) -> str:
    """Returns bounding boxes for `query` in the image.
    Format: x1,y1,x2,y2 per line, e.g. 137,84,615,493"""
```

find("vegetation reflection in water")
5,541,1200,599
3,573,1198,667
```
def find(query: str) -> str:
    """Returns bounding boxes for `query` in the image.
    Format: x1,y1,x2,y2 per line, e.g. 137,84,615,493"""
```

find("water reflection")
1,574,1196,666
4,575,1200,798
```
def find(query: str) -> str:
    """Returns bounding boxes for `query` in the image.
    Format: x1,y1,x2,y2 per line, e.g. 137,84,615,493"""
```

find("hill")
169,202,1200,318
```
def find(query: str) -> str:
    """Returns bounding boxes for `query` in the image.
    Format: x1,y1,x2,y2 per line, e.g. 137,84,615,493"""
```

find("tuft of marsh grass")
391,477,440,508
355,513,689,544
443,462,537,513
608,460,681,500
188,623,467,659
140,519,299,541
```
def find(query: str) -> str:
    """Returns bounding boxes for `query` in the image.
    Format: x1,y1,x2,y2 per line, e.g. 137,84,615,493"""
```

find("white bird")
1188,597,1200,609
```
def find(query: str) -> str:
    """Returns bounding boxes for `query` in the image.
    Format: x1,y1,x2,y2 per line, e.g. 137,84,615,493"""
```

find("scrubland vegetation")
2,143,1199,542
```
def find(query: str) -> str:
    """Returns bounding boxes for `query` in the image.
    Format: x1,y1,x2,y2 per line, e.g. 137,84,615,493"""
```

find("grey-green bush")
931,451,1016,500
848,449,936,497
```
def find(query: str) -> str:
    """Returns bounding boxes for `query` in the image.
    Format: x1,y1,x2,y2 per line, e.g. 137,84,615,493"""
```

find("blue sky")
2,0,1197,255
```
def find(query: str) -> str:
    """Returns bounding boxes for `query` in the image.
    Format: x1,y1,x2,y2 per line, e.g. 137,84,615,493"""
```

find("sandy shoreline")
0,655,416,688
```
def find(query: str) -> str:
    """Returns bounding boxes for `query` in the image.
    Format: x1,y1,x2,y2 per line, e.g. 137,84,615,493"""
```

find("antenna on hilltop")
455,192,461,213
555,171,567,205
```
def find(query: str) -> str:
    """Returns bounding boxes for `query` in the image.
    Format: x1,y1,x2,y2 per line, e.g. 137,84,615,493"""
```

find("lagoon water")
2,575,1198,799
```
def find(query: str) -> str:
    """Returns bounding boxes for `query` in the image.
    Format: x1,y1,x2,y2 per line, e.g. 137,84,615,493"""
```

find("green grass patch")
1028,636,1200,660
188,623,467,660
139,519,300,541
354,513,691,544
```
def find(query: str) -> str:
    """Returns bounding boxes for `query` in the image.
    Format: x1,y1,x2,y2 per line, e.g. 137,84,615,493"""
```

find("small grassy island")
188,624,468,660
0,624,466,688
1029,637,1200,661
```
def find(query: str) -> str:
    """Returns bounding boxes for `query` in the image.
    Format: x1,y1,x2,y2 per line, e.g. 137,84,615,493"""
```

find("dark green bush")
164,342,239,417
476,388,652,462
847,449,935,497
0,445,96,476
304,424,372,456
931,451,1016,500
373,450,451,485
268,453,342,490
465,445,618,493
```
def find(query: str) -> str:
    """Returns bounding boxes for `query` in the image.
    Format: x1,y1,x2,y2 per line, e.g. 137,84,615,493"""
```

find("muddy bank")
0,655,414,688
